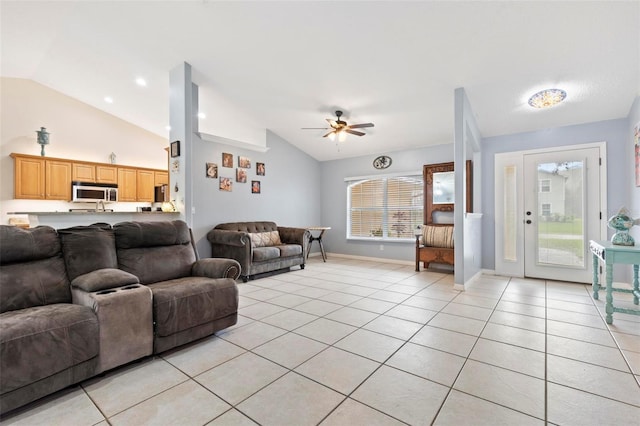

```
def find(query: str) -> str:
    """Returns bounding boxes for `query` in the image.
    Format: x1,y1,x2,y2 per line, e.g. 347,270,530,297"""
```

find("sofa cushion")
0,304,99,394
215,221,278,233
277,244,303,258
253,247,281,262
147,277,238,337
422,225,454,248
250,231,282,248
71,268,139,292
58,224,118,281
0,226,70,314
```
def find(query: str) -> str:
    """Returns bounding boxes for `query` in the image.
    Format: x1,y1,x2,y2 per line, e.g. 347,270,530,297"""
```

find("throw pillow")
422,225,454,248
250,231,282,248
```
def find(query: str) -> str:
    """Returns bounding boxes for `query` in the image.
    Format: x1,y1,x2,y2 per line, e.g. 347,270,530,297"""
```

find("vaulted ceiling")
2,1,638,161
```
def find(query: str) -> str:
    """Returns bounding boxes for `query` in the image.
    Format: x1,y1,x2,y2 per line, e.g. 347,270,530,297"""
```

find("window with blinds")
347,175,423,240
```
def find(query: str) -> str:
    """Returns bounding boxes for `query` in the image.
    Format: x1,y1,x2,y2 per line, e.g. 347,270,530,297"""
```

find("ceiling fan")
302,110,374,141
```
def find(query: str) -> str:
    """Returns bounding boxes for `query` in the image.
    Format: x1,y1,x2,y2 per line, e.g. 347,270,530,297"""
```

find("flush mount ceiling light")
135,77,147,87
528,88,567,108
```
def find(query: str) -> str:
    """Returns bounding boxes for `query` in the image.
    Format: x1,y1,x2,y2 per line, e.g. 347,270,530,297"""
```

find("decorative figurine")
607,207,639,246
36,127,50,156
109,152,117,164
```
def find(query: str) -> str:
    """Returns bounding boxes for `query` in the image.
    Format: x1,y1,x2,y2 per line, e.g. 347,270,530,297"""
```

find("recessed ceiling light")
528,88,567,108
135,77,147,87
104,96,113,104
197,112,206,119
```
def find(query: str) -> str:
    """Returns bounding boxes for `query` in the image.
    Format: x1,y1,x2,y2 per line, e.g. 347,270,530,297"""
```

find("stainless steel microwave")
71,181,118,203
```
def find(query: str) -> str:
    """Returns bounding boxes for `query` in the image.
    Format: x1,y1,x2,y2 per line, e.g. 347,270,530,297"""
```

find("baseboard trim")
324,252,414,266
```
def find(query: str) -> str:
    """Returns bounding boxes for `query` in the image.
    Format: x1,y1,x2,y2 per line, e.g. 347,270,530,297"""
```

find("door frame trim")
494,141,608,279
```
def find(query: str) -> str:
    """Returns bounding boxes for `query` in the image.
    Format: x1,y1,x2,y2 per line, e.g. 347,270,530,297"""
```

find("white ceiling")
2,1,639,161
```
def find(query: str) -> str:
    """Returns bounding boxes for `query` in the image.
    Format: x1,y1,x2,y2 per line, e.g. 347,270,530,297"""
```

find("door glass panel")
536,161,585,268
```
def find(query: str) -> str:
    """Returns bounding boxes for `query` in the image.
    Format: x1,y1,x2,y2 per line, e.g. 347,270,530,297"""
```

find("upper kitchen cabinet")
72,162,117,184
12,154,71,200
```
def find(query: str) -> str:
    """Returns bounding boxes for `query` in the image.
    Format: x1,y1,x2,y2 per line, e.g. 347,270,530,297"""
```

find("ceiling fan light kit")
303,110,374,141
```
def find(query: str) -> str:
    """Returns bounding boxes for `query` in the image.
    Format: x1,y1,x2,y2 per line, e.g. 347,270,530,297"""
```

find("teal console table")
589,240,640,324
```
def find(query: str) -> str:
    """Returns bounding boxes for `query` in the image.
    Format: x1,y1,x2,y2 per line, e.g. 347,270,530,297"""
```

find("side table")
307,227,331,262
589,240,640,324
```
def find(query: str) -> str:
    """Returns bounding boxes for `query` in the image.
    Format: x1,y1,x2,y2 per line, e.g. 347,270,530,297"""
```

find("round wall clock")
373,155,392,170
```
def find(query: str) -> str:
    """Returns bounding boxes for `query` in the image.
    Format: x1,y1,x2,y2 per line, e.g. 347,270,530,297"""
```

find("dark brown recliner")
113,220,240,353
0,226,99,414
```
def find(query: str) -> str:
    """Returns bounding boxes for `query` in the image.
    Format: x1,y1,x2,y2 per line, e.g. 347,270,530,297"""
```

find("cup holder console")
122,285,140,290
96,290,117,295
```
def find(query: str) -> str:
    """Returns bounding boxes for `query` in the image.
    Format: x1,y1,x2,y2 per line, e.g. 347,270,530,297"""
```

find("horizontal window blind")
348,174,423,240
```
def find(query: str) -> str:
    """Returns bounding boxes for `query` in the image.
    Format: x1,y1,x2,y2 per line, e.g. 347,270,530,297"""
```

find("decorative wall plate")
373,155,392,169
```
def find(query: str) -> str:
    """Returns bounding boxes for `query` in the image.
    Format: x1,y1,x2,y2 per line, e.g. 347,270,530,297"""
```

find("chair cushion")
250,231,282,248
147,277,238,337
0,304,99,394
277,244,302,258
253,247,281,262
422,225,454,248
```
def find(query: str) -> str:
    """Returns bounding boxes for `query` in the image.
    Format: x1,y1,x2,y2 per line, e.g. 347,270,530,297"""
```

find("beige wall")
1,77,169,220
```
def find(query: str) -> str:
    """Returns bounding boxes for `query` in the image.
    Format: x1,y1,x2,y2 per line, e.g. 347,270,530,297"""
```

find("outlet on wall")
379,245,384,251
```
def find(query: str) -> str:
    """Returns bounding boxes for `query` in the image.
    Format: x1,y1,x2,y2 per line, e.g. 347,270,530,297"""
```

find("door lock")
526,220,532,224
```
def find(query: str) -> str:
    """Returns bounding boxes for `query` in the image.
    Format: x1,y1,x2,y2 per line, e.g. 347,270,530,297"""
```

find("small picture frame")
219,177,232,192
256,162,265,176
251,180,261,194
222,152,233,168
206,162,218,179
170,140,180,158
239,156,251,168
236,168,247,183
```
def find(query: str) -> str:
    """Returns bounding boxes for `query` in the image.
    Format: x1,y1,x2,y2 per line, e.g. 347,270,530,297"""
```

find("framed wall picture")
170,140,180,158
222,152,233,168
206,162,218,178
236,168,247,183
256,162,265,176
219,177,232,192
252,180,261,194
239,156,251,168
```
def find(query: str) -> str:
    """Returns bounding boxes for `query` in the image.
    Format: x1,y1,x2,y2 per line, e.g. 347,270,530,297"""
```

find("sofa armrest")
206,229,249,247
71,268,139,292
277,226,310,246
192,258,241,280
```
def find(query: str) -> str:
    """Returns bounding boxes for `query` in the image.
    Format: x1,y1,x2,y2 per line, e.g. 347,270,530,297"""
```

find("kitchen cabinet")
45,160,72,200
13,155,45,199
11,153,166,202
136,169,155,202
72,163,95,182
96,165,117,184
117,168,137,202
154,171,168,186
12,154,71,200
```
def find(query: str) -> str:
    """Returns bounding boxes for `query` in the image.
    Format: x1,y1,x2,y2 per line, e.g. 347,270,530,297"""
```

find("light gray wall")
320,144,453,262
191,130,322,257
481,118,629,271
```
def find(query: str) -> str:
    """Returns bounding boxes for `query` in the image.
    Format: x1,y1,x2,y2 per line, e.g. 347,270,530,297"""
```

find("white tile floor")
2,257,639,425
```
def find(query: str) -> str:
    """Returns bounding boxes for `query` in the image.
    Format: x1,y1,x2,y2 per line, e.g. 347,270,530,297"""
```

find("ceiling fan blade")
322,130,336,138
345,129,365,136
326,119,339,128
301,127,329,130
348,123,374,129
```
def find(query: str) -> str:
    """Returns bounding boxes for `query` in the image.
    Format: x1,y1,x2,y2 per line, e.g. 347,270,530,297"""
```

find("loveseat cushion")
249,231,282,248
0,226,70,314
147,277,238,337
253,247,281,262
58,224,118,281
277,244,303,258
0,304,99,394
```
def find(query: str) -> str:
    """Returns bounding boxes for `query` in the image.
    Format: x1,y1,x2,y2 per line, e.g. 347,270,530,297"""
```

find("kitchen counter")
8,211,179,215
6,210,181,229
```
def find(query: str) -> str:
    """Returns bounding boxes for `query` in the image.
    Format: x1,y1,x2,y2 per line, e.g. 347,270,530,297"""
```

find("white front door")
495,143,606,283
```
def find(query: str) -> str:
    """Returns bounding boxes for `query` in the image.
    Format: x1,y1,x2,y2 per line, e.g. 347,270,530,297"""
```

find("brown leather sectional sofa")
0,220,240,414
